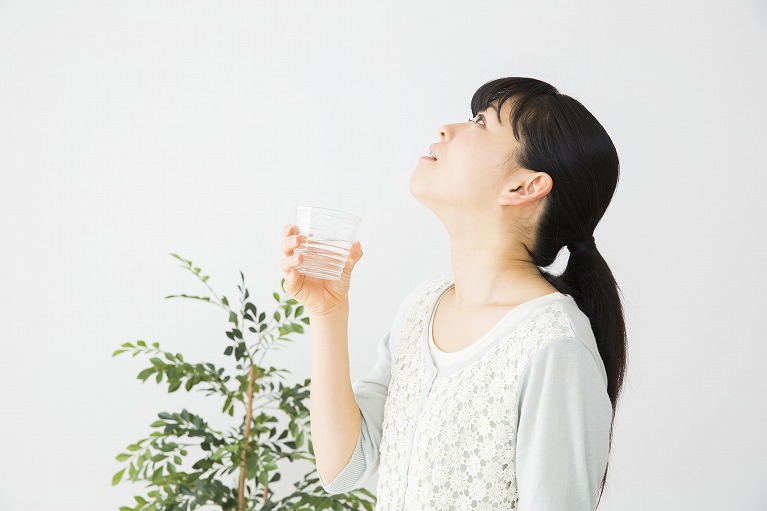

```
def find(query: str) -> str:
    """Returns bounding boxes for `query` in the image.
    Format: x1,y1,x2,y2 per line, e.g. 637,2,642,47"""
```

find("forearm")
308,301,362,486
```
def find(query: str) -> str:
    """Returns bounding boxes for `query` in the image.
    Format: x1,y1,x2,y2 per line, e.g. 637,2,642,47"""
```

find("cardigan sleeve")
319,279,429,494
515,337,613,511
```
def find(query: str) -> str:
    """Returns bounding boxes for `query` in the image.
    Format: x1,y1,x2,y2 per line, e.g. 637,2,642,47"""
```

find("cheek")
449,151,494,186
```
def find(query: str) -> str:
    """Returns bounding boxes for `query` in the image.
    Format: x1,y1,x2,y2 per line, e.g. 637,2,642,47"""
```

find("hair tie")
567,235,597,254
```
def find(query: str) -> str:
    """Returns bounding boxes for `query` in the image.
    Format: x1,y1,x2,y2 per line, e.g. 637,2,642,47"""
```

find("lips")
428,144,438,160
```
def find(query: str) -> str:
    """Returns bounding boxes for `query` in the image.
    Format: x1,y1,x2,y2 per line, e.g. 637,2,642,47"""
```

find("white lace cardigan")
318,273,613,510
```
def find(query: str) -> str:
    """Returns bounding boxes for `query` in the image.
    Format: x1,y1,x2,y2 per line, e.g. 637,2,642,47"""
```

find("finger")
283,234,302,256
280,253,302,274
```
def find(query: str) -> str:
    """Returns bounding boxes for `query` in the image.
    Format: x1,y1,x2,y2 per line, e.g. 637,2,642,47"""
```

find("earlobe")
497,187,525,206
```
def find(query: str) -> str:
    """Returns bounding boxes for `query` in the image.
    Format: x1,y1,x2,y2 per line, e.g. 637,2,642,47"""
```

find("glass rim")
295,204,362,222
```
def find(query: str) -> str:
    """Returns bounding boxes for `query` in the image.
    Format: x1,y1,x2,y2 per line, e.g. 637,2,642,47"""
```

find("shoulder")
520,296,608,389
400,274,451,313
530,337,607,388
387,274,450,352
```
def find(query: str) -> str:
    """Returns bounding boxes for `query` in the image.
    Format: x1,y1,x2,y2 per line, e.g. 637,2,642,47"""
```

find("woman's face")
410,99,527,217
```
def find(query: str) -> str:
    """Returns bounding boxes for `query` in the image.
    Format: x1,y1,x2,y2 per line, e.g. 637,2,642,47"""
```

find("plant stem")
238,364,257,511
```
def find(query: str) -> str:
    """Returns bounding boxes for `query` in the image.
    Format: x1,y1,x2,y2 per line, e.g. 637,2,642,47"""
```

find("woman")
281,76,627,510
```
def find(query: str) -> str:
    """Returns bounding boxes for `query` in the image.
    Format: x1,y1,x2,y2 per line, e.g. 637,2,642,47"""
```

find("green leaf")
224,346,233,356
273,292,280,301
137,368,155,381
221,296,229,307
168,380,181,393
137,340,147,347
168,253,192,265
164,294,211,302
273,311,281,322
115,452,132,462
111,349,127,357
111,467,126,486
295,305,304,316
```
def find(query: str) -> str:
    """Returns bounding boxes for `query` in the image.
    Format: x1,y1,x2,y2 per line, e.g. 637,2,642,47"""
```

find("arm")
316,280,429,494
318,330,394,494
515,337,613,510
309,304,363,492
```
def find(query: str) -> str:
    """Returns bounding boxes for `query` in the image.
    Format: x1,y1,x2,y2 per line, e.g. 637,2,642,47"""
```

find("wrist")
309,302,349,324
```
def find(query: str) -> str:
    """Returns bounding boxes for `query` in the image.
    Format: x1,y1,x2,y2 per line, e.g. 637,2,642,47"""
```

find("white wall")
1,0,765,509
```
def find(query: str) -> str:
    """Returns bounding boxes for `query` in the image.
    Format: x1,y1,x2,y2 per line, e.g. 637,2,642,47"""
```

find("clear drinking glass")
293,205,362,280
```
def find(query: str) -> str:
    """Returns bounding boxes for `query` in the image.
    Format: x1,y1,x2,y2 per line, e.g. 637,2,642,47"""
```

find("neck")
447,238,555,310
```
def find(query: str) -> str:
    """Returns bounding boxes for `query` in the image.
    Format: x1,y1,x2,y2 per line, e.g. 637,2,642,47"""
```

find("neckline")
429,283,530,356
422,274,573,377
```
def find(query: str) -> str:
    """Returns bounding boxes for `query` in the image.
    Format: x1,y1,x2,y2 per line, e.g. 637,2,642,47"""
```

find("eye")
469,113,486,126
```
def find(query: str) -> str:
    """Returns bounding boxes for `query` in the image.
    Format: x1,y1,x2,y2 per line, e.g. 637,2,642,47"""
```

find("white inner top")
428,284,560,368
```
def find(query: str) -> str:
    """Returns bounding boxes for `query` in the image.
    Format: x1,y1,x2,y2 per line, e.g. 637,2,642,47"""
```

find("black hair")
471,77,627,507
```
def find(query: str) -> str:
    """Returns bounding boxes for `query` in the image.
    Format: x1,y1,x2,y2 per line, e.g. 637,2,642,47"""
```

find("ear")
497,171,552,206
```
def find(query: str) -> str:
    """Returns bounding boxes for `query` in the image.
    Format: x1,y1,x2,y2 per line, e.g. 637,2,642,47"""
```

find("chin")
409,170,423,200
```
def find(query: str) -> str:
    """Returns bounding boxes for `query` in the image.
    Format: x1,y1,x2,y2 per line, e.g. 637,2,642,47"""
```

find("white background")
1,1,766,509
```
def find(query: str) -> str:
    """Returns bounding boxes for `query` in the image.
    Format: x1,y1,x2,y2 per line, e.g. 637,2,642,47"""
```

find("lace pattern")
375,275,577,511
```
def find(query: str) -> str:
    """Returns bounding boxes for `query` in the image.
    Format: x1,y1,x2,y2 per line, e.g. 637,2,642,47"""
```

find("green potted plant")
111,253,376,511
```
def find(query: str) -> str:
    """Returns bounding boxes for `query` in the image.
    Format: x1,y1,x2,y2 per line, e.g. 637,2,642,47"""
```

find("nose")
438,123,453,141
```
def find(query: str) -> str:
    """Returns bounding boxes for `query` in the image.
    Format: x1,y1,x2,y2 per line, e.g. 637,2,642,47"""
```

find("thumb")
341,241,363,276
